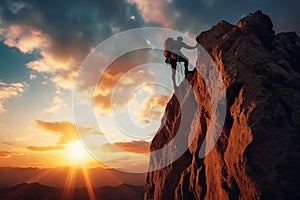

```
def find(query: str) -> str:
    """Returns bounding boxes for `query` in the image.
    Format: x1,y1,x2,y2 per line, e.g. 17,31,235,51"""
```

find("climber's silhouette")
164,36,197,89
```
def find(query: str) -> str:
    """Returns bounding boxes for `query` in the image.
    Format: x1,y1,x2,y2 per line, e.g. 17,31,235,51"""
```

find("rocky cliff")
144,11,300,200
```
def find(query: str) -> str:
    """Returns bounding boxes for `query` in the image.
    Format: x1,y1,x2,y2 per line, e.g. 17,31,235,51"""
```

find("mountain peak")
237,10,271,28
237,10,275,45
197,10,276,52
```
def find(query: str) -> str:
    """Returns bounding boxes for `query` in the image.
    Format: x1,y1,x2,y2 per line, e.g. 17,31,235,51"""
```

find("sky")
0,0,299,172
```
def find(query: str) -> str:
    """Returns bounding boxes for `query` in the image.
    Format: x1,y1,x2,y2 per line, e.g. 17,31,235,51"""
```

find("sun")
66,141,91,164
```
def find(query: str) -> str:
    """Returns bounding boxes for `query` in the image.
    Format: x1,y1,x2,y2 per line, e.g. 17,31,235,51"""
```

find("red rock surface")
144,11,300,200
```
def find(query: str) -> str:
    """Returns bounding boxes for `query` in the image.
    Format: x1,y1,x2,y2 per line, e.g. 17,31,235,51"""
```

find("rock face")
144,11,300,200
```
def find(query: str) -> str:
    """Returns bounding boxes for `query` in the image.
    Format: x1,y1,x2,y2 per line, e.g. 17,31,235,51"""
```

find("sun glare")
67,141,90,164
63,141,97,199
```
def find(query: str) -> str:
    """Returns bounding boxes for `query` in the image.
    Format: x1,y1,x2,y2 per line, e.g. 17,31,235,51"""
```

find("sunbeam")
62,167,76,200
81,165,96,200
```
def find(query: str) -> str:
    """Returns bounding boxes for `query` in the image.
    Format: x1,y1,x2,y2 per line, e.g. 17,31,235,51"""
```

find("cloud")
0,0,206,118
94,69,156,115
50,69,78,90
133,94,170,124
35,120,78,144
35,120,103,145
0,0,147,114
132,0,300,36
89,49,171,125
126,0,213,33
7,0,30,14
1,0,298,118
93,49,159,115
28,120,104,152
1,24,51,54
0,141,14,146
101,140,150,154
115,140,150,153
0,0,145,76
127,0,177,27
0,151,14,158
29,74,36,80
41,81,48,86
0,23,77,114
27,145,64,152
0,81,28,113
45,95,65,115
0,24,79,81
26,54,77,74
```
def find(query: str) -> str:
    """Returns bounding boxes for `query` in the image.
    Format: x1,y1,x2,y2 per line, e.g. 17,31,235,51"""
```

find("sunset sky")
0,0,299,172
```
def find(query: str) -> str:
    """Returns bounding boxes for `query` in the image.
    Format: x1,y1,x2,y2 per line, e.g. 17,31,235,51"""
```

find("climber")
163,36,197,89
164,37,178,89
172,36,197,75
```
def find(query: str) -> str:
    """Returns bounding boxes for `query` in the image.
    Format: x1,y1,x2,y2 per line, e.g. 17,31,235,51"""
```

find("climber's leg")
177,55,189,75
170,60,177,89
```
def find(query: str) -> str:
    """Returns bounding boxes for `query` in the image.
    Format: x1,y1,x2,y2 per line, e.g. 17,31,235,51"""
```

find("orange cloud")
101,140,150,154
27,54,77,74
35,120,103,145
28,120,104,152
27,145,64,152
91,49,160,116
134,93,171,124
0,81,28,113
2,24,51,54
35,120,78,145
127,0,177,27
0,24,77,74
94,69,156,115
0,142,14,146
45,95,65,115
0,151,14,158
0,24,79,114
50,69,78,90
92,53,157,115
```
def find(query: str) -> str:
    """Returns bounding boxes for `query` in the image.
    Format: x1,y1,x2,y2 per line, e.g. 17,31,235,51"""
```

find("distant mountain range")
0,182,144,200
0,167,146,188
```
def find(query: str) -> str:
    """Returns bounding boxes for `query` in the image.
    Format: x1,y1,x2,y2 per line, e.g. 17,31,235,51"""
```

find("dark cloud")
0,0,145,62
0,0,299,117
0,0,298,71
0,0,298,61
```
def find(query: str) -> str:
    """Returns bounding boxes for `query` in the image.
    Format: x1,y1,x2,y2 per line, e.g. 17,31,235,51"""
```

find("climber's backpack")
164,38,174,64
164,50,171,64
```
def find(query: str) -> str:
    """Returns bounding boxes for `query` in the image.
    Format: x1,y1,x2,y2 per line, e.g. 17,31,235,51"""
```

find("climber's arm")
182,42,197,50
